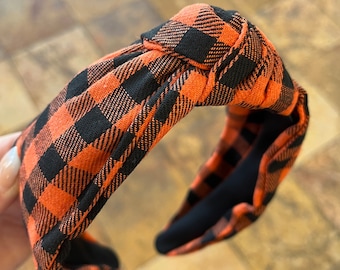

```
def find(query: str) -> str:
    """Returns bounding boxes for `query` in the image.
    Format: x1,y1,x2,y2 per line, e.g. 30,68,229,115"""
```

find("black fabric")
156,112,294,253
63,237,119,269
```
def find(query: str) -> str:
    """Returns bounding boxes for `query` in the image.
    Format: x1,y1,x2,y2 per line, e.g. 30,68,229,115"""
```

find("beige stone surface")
0,48,5,61
314,0,340,29
137,242,247,270
86,0,162,54
13,27,101,111
0,61,38,134
0,0,75,53
294,137,340,229
64,0,136,23
293,78,340,163
147,0,255,20
17,257,34,270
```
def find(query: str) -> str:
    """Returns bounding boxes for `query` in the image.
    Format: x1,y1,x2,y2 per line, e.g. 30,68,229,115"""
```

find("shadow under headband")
15,4,309,269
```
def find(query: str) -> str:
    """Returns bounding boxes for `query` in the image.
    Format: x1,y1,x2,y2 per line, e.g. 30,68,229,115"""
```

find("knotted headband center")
142,5,298,113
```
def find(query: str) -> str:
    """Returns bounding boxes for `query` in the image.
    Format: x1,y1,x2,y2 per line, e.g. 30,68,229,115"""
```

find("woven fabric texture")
15,4,309,269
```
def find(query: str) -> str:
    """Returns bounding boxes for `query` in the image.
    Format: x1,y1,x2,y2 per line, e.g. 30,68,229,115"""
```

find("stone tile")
315,0,340,28
64,0,135,22
293,137,340,229
293,77,339,164
230,0,280,11
13,27,101,111
0,47,6,61
146,0,185,20
0,0,74,53
86,0,163,53
313,46,340,112
148,0,280,21
0,60,38,134
17,257,34,270
137,242,247,270
229,177,340,269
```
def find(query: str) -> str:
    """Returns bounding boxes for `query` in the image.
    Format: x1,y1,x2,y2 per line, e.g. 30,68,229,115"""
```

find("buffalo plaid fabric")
15,4,309,269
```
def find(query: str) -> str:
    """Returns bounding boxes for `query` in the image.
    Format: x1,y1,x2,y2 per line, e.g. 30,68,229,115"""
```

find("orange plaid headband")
16,4,309,269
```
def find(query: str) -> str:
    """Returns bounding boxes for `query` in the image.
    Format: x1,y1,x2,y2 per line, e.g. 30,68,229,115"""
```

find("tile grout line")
293,177,340,236
313,0,340,31
0,20,41,125
145,0,173,21
6,56,40,118
293,61,340,116
2,1,78,124
295,132,340,169
224,241,253,270
292,134,340,234
61,0,106,57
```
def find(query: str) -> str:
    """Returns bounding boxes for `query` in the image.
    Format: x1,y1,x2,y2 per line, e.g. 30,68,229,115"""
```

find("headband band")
16,4,309,269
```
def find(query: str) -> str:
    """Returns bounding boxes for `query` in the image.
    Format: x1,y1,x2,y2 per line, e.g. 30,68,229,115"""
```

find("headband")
16,4,309,269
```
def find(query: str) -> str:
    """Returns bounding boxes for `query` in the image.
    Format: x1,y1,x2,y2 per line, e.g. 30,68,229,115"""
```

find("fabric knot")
142,5,245,70
142,4,299,115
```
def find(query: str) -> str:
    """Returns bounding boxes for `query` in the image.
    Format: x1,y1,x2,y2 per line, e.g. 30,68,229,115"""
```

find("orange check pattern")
15,4,309,269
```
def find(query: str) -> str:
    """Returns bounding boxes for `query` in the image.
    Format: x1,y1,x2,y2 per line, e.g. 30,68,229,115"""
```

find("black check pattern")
75,106,113,144
38,144,67,182
174,27,217,63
